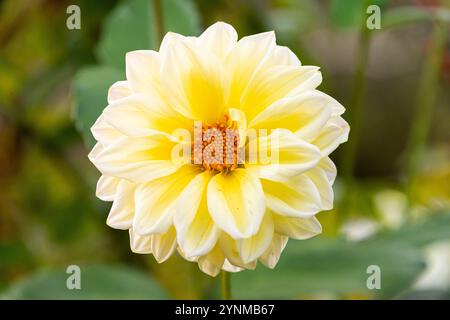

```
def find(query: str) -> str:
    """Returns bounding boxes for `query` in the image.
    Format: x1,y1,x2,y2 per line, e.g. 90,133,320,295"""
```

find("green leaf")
1,265,168,299
96,0,200,70
163,0,201,35
72,66,123,148
399,289,450,300
96,0,156,70
232,237,425,299
232,211,450,299
372,211,450,247
0,242,34,270
330,0,388,29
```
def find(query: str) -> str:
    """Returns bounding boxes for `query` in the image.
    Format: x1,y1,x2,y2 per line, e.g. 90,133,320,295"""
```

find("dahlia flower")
88,22,349,276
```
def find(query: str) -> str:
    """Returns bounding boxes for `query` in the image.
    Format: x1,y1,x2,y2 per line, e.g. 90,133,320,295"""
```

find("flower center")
192,115,241,172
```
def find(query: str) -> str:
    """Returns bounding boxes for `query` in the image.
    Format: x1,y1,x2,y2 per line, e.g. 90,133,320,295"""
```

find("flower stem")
152,0,165,46
221,271,231,300
404,21,446,198
339,4,372,223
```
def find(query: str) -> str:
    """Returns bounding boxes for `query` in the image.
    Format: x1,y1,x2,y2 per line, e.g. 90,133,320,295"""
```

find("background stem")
339,2,372,223
221,271,231,300
403,21,446,199
153,0,165,46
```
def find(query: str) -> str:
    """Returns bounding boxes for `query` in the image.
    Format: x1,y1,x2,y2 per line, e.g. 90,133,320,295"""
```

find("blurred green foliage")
1,265,168,299
0,0,449,300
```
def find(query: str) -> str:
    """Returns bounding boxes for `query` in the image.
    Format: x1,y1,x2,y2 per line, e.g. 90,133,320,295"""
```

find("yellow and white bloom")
89,22,349,276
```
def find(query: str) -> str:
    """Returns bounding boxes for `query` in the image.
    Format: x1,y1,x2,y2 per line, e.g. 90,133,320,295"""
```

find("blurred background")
0,0,449,299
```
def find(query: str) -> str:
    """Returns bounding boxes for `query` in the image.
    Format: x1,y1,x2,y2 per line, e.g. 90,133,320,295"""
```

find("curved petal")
96,175,120,201
273,214,322,239
177,248,198,262
248,129,321,182
222,259,247,272
107,80,132,104
91,134,183,183
102,94,191,138
248,91,333,142
198,244,225,277
198,21,238,60
129,228,152,254
159,31,192,54
237,213,274,264
88,142,103,163
150,226,177,263
304,157,337,210
160,36,228,123
91,115,122,146
226,31,276,108
262,174,322,218
125,50,162,96
174,172,220,258
312,115,349,156
207,169,266,239
240,65,322,121
219,234,256,270
268,45,301,67
259,234,288,269
327,92,346,116
318,156,337,184
133,166,201,235
106,179,135,230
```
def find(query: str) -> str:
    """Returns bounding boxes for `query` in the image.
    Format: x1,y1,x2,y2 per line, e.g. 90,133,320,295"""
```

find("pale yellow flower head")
89,22,349,276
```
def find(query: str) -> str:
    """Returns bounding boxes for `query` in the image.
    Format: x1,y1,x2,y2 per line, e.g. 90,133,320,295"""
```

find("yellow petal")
198,244,225,277
241,65,322,121
268,45,301,66
198,21,237,60
248,129,321,181
259,234,288,269
161,36,228,123
125,50,162,96
312,115,349,156
150,226,177,263
262,174,322,218
248,91,333,141
88,142,104,162
107,80,132,104
102,94,190,138
174,172,220,258
222,259,246,272
177,248,198,262
318,156,337,184
159,31,191,54
129,228,152,254
219,234,257,270
207,169,265,239
226,31,276,108
133,166,201,235
96,175,120,201
106,179,135,230
91,115,122,146
92,134,183,183
237,213,274,264
304,157,337,210
273,214,322,239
